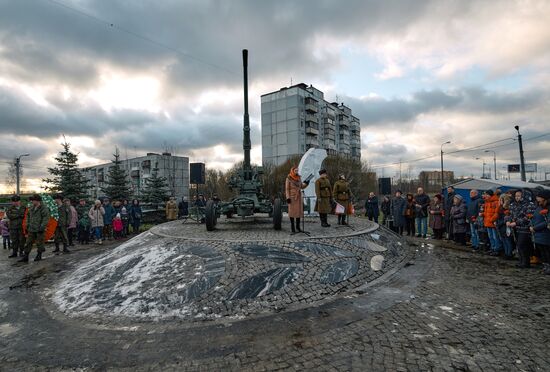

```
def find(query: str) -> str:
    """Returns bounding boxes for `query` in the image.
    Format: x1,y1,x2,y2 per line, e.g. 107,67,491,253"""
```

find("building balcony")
305,136,319,146
305,103,318,113
305,126,319,135
305,114,318,123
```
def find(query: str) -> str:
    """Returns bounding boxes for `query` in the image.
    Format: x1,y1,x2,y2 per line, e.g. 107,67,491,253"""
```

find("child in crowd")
0,217,10,250
78,213,91,245
113,213,123,240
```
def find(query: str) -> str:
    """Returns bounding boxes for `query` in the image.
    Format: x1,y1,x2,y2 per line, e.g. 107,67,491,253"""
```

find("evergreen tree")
43,139,90,200
141,167,170,207
101,148,132,201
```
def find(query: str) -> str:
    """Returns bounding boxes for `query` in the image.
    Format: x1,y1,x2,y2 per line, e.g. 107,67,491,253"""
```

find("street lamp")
475,157,487,179
484,150,497,180
15,153,30,195
514,125,527,182
440,141,451,191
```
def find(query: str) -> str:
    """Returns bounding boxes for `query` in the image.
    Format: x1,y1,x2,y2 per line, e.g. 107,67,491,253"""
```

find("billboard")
507,163,537,173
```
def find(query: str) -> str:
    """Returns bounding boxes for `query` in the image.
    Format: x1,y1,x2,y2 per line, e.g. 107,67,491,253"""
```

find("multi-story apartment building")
261,83,361,166
82,152,189,200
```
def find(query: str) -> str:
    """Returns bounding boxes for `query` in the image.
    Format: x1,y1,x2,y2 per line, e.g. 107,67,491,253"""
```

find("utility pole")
15,153,30,195
484,150,497,180
440,141,451,191
515,125,526,182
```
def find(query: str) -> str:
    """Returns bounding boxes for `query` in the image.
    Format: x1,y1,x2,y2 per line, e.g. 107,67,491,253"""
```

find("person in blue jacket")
530,189,550,275
129,199,142,234
102,198,115,240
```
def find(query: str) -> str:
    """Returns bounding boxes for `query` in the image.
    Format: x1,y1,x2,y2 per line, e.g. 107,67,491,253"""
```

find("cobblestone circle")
0,217,548,371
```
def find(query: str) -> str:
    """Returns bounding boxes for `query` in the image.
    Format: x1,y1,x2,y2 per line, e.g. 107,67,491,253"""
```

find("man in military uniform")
20,194,50,262
315,169,332,227
53,194,71,254
333,174,351,225
6,195,27,258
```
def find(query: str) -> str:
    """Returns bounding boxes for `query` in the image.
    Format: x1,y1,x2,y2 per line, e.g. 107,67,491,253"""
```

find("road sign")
507,164,520,173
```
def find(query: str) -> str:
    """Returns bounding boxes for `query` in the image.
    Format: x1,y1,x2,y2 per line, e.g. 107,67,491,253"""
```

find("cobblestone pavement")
0,225,548,371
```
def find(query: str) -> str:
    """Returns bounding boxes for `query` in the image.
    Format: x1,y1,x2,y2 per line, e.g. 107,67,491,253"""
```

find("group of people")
2,194,144,263
364,185,550,274
285,166,352,233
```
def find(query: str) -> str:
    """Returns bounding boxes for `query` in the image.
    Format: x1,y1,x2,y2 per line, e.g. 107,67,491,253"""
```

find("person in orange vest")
482,189,501,256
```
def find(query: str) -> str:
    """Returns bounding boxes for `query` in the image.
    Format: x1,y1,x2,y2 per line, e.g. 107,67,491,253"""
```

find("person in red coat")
482,189,501,255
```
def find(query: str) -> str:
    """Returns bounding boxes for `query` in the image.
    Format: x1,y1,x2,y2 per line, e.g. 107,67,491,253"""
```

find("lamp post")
440,141,451,191
15,153,30,195
475,157,487,179
514,125,526,182
484,150,497,180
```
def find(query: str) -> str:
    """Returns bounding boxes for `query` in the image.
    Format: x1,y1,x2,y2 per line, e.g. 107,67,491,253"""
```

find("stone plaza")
0,216,548,371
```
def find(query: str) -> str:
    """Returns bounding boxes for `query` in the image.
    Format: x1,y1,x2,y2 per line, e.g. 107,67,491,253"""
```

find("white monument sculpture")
298,148,328,215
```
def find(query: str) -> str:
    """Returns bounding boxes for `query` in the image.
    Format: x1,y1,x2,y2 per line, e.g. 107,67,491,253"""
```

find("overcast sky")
1,0,549,192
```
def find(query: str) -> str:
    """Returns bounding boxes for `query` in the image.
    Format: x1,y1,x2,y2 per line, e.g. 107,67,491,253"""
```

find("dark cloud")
345,87,550,127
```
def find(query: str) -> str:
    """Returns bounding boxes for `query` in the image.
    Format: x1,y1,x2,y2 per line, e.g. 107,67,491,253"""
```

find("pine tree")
43,139,90,201
141,167,170,207
101,148,132,201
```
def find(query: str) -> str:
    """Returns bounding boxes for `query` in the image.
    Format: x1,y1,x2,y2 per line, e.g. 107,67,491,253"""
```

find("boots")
290,218,296,233
321,214,330,227
296,218,302,232
52,243,60,253
34,252,42,262
62,243,71,254
18,254,29,263
8,248,18,258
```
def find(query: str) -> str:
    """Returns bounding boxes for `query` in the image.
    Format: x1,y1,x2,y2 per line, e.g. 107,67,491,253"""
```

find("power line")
43,0,239,76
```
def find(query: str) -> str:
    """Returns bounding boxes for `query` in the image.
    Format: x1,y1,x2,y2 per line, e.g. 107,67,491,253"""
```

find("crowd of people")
2,194,144,263
364,185,550,274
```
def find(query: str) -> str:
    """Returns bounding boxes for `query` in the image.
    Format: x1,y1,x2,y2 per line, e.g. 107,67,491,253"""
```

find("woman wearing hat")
285,166,310,233
530,189,550,274
429,194,445,239
333,174,351,225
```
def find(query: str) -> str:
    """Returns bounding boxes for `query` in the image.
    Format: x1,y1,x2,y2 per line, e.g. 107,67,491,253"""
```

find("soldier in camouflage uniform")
53,194,71,254
20,194,50,262
6,195,27,258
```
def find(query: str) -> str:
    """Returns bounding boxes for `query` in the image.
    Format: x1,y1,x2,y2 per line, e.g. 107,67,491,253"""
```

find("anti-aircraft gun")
204,49,282,231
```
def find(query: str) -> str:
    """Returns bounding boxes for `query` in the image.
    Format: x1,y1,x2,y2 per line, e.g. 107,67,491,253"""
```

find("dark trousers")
25,231,45,254
446,219,454,239
132,220,141,234
405,217,415,236
454,232,466,245
78,226,90,244
2,236,10,249
536,243,550,264
10,229,25,254
516,233,533,267
68,227,76,246
433,228,444,239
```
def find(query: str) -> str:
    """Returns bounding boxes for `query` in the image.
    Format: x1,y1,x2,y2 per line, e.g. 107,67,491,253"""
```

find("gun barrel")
243,49,251,172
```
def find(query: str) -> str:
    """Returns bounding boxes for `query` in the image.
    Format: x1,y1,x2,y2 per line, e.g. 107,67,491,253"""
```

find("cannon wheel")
273,198,282,230
205,200,217,231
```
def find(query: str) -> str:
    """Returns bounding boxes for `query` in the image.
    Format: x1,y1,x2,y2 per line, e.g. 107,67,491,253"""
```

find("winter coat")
103,203,115,225
429,202,445,230
450,197,467,234
445,192,456,221
56,203,70,229
89,206,105,228
466,194,482,222
129,205,143,222
165,200,178,220
113,218,123,232
178,200,189,217
381,199,391,216
285,176,307,218
495,207,509,237
364,196,379,219
333,179,351,213
26,204,50,233
68,205,78,229
404,197,416,219
414,193,431,218
505,198,536,234
391,196,406,227
531,205,550,245
482,195,500,228
315,177,332,214
120,207,129,223
0,220,9,237
6,205,26,230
